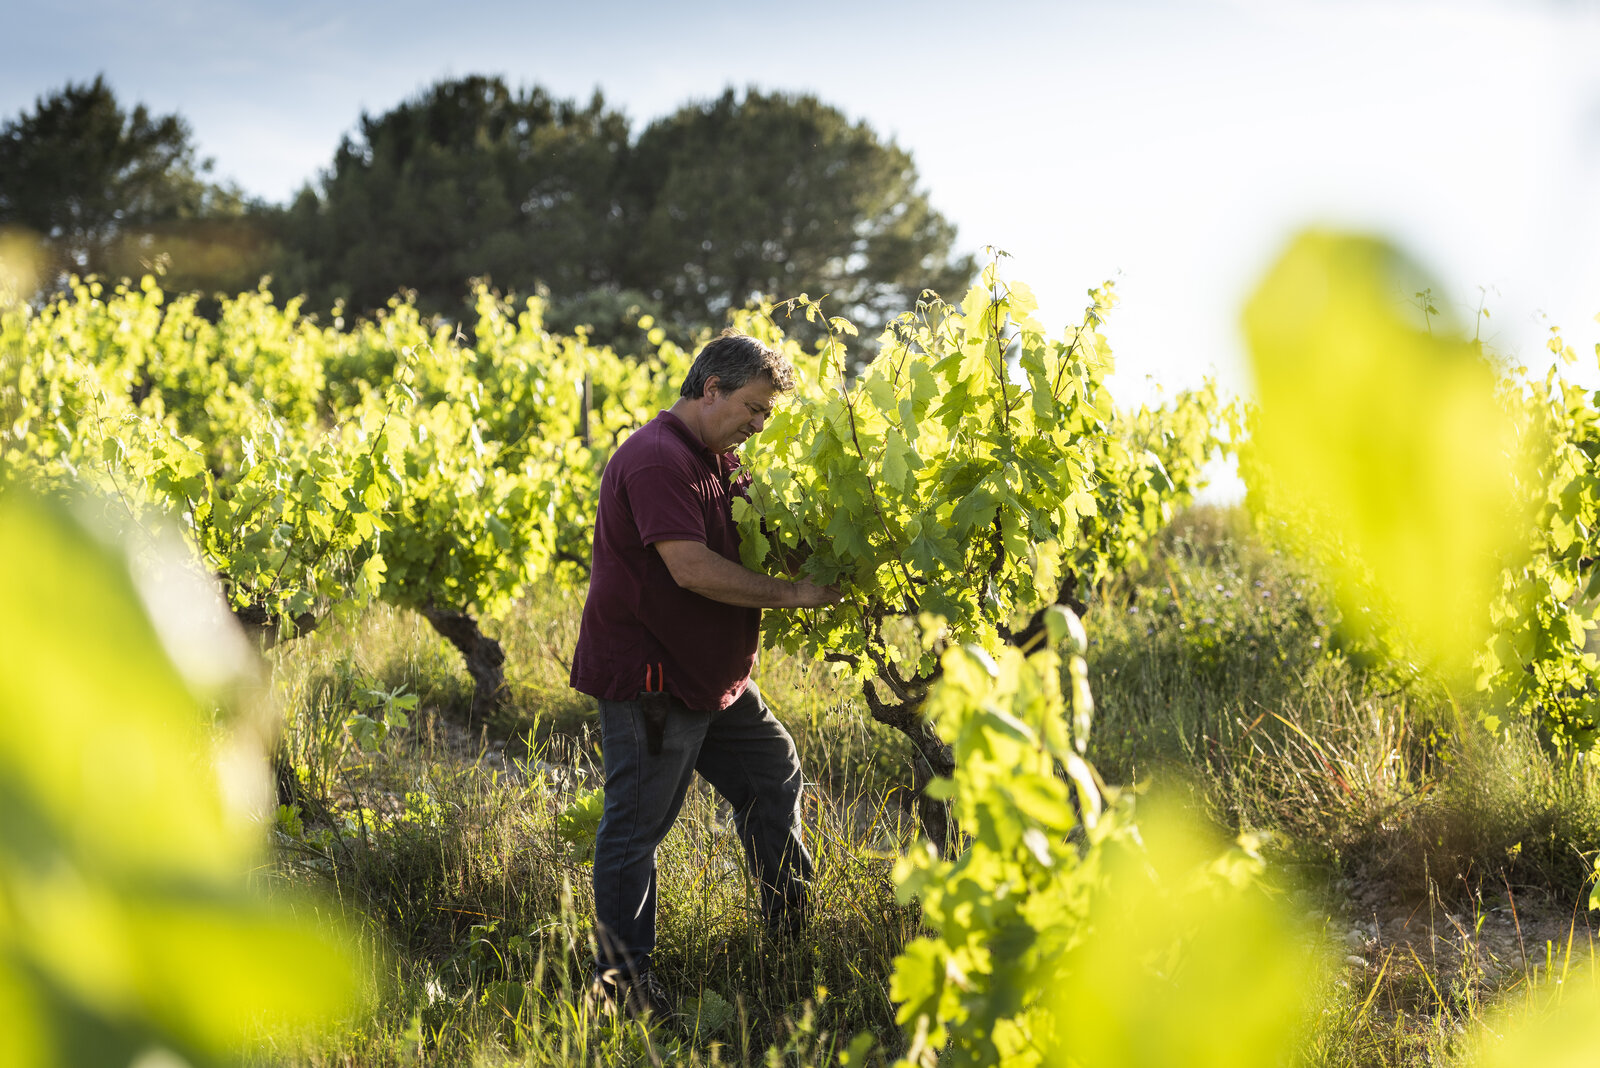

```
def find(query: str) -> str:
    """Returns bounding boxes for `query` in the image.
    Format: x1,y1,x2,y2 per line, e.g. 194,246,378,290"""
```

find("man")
569,330,841,1020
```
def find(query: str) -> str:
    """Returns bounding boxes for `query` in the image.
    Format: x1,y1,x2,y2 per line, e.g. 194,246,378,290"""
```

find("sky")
5,0,1600,414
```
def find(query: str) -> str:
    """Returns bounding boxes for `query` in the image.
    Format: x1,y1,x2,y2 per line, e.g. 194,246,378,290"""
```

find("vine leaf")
1244,230,1536,680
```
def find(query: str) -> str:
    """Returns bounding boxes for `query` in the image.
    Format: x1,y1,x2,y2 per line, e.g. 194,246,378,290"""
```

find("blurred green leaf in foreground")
1042,801,1319,1068
1463,959,1600,1068
1242,230,1534,679
1244,231,1600,1063
0,491,361,1066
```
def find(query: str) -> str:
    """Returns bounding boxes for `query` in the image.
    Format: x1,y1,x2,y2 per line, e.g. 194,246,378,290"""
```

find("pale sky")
5,0,1599,411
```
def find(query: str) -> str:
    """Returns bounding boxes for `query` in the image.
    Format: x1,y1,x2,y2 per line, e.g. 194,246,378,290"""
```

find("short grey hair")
679,330,796,399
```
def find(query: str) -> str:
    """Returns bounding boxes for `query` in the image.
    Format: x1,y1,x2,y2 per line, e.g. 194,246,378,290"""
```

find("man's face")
701,376,776,453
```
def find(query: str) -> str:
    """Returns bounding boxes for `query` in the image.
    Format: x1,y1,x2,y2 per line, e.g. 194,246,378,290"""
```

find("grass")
261,595,919,1066
1090,505,1600,1066
1090,506,1600,902
255,504,1600,1066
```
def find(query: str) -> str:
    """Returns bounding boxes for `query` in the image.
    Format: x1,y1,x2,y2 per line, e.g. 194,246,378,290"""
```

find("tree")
283,76,631,318
279,78,973,348
621,88,975,344
0,76,239,287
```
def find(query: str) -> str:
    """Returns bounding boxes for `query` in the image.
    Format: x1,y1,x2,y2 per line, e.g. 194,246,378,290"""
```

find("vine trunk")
423,607,507,724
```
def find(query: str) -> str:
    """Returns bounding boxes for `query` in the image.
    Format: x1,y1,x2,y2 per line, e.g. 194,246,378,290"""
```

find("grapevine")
736,262,1225,850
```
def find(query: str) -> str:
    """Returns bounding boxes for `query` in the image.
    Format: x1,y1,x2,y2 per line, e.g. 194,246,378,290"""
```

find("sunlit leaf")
1465,963,1600,1068
1243,231,1534,678
0,492,361,1066
1043,801,1322,1067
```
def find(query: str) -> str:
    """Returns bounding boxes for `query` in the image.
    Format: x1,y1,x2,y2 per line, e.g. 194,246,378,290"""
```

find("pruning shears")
640,661,669,756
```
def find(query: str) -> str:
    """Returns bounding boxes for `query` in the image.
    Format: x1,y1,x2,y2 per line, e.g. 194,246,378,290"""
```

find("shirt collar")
656,408,732,467
655,409,747,480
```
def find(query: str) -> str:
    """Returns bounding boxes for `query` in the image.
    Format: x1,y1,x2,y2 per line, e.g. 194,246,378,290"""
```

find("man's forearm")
654,539,837,609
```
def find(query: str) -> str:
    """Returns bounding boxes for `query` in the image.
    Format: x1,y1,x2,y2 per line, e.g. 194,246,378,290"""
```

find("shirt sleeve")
625,460,708,546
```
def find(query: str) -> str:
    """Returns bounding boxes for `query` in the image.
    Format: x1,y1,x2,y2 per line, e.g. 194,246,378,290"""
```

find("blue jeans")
591,679,812,978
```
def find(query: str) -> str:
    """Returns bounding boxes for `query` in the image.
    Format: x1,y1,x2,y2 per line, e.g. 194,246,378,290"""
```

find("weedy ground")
256,505,1600,1067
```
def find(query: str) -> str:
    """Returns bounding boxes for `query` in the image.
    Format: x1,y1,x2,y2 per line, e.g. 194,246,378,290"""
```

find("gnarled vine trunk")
858,571,1087,858
422,607,506,725
232,603,319,648
863,679,957,857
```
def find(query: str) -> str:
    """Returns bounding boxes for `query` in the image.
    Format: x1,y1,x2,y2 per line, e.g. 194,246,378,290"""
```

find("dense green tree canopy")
3,75,974,343
285,79,972,342
623,88,974,338
279,76,630,317
0,76,242,287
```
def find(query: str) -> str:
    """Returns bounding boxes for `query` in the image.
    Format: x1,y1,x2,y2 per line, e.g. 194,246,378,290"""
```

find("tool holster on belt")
639,662,670,756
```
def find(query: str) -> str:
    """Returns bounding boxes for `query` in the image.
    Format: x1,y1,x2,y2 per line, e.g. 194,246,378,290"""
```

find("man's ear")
702,375,720,401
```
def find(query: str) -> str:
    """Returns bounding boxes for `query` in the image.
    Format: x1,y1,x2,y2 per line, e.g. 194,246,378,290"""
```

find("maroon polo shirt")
569,409,760,712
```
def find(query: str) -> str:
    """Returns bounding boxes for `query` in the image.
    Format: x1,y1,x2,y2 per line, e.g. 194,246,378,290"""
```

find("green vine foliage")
2,277,395,632
1477,328,1600,747
374,390,562,620
459,288,690,579
735,264,1224,701
139,286,332,470
1077,376,1234,593
0,490,361,1066
4,266,1220,663
0,274,694,638
888,611,1321,1068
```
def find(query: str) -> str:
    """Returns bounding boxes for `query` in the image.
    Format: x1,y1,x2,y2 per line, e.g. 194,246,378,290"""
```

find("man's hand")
791,577,842,609
656,540,842,609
